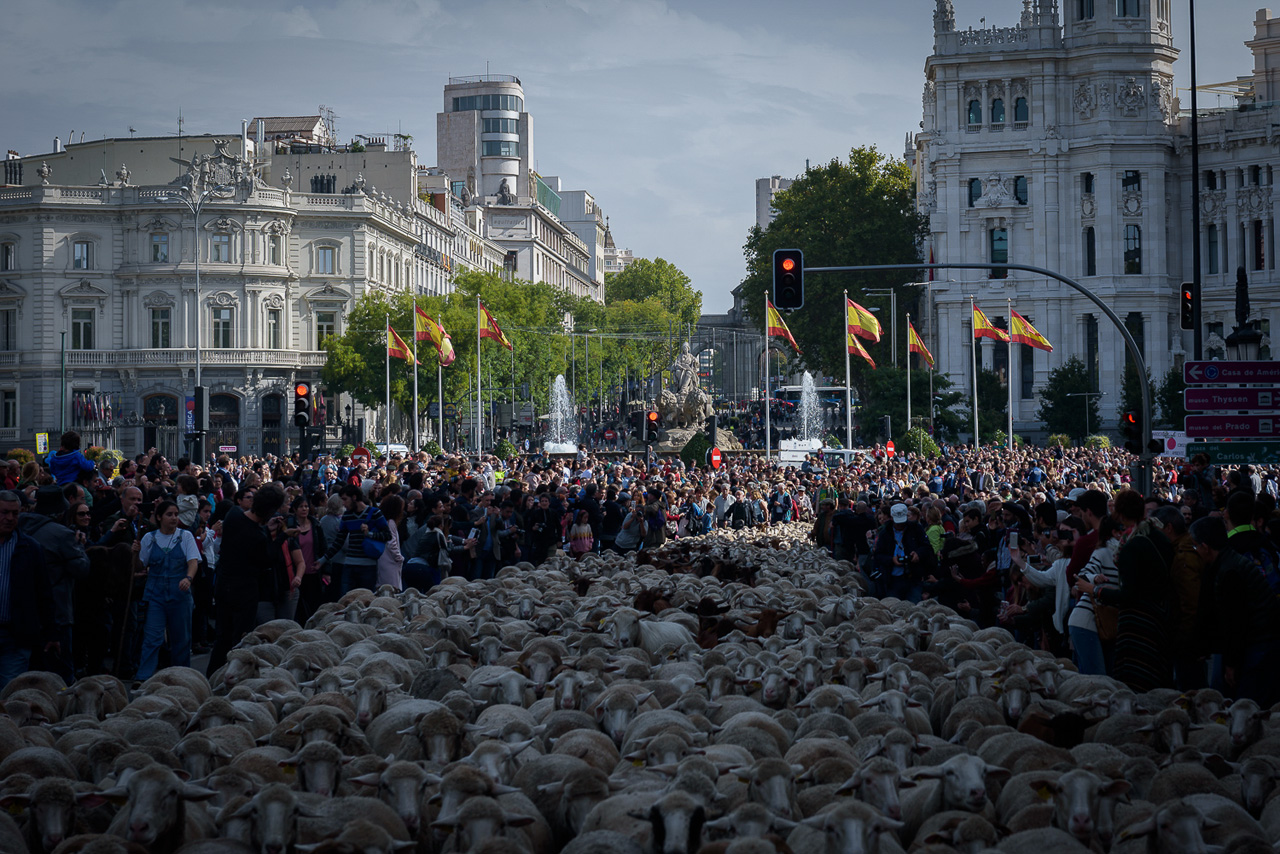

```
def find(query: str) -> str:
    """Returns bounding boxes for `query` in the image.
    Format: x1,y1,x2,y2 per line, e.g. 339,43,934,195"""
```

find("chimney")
54,137,63,153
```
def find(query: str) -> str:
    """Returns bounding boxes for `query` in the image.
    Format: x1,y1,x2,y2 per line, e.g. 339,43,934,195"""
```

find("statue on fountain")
657,342,714,428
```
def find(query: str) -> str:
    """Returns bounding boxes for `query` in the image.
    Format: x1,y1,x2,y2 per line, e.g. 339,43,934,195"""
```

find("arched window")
991,99,1005,125
1014,97,1029,124
967,100,982,126
969,179,983,208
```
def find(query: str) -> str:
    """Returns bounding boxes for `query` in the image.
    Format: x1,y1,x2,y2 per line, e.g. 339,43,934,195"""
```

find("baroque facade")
0,133,503,458
914,1,1280,439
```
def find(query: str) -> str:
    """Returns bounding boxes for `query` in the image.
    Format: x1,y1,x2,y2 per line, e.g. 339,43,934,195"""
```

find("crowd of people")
0,429,1277,706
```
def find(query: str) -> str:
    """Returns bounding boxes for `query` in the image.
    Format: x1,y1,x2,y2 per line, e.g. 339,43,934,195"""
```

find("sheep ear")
349,772,382,787
1102,780,1132,798
1027,778,1060,800
537,781,565,797
634,691,654,705
1119,816,1155,840
0,794,30,814
873,815,905,833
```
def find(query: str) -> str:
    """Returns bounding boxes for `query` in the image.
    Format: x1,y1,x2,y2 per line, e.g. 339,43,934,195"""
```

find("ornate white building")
0,132,503,458
914,1,1279,439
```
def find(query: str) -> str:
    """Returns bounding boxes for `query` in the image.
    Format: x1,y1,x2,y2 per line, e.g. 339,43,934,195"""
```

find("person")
568,510,594,559
133,501,200,680
206,487,285,676
871,502,934,601
1151,504,1207,690
317,493,345,600
525,493,560,564
18,485,89,682
258,512,303,625
377,495,406,591
288,496,327,627
404,514,449,590
316,485,389,594
0,491,57,689
49,431,98,485
175,474,201,530
614,493,643,553
1190,515,1280,705
768,481,794,525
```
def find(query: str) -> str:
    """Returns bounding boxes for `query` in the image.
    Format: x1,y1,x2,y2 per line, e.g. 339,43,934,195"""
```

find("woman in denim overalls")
132,500,199,680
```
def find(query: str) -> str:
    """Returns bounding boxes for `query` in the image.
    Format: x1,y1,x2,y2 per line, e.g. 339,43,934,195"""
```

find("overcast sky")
0,0,1264,312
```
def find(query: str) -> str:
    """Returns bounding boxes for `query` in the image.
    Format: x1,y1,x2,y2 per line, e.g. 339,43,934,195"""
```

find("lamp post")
865,288,897,366
155,181,231,465
59,329,67,435
1066,391,1106,438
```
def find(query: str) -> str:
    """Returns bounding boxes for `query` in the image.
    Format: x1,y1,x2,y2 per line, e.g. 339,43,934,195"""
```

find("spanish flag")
479,301,512,350
387,325,416,364
973,305,1009,342
847,332,876,368
1010,310,1053,352
416,306,456,366
846,298,882,343
765,298,801,353
908,321,934,368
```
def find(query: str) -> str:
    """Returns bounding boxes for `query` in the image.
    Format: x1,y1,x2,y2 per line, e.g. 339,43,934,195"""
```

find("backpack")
687,502,712,535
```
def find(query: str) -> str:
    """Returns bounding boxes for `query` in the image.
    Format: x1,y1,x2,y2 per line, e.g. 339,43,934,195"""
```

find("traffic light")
644,410,659,442
1121,410,1141,454
1180,284,1195,331
773,248,804,310
293,382,313,428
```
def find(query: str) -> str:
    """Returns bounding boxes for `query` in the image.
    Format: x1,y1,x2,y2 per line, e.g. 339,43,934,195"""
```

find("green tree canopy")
605,258,701,329
1036,356,1101,440
964,369,1010,443
857,366,966,445
1117,361,1153,432
740,146,926,387
1156,365,1187,428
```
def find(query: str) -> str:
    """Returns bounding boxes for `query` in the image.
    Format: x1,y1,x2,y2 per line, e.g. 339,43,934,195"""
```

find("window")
991,99,1005,125
0,242,14,271
1082,172,1094,195
1122,170,1141,191
1014,176,1028,205
1261,319,1272,360
0,390,14,429
150,233,168,263
1079,0,1094,18
1204,170,1217,190
989,228,1008,279
1124,224,1142,274
368,247,376,280
0,308,14,350
1021,329,1035,399
210,233,230,263
1208,224,1219,274
1085,315,1100,391
316,311,336,348
211,307,233,349
150,308,171,349
450,181,466,199
71,308,94,350
1254,220,1265,271
969,178,982,207
452,94,523,112
481,140,520,157
267,308,282,349
1084,227,1097,276
317,246,335,275
1124,312,1146,374
1116,0,1139,16
1014,97,1029,124
482,118,519,134
967,100,982,126
1252,165,1263,186
268,235,281,266
73,241,93,270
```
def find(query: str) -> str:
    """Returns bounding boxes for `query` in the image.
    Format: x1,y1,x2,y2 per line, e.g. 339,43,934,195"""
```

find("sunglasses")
76,510,91,517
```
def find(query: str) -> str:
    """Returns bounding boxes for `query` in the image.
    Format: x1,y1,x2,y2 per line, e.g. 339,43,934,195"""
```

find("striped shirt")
0,533,16,622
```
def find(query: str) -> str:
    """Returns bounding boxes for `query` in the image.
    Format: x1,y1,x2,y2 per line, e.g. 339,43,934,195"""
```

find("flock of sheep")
0,523,1278,854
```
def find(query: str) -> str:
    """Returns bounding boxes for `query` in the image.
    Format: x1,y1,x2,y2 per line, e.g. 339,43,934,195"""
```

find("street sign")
1184,361,1280,384
34,433,48,454
442,403,457,419
352,445,372,465
218,445,237,453
707,447,723,470
886,440,896,458
185,396,195,432
1186,441,1280,465
604,430,616,440
1185,414,1276,438
1184,388,1280,411
1151,430,1189,458
428,402,440,417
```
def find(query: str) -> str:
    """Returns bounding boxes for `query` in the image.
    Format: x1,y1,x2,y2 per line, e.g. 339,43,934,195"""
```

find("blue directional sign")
1184,361,1280,384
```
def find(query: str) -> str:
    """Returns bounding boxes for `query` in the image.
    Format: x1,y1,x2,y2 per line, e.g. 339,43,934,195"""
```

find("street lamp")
1066,391,1106,438
155,181,232,464
865,288,897,366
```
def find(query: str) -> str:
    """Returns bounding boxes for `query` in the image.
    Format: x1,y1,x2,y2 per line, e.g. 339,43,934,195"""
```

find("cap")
1067,487,1087,502
890,503,909,524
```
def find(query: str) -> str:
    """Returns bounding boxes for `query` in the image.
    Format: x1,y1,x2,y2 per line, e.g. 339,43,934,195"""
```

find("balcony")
60,348,327,368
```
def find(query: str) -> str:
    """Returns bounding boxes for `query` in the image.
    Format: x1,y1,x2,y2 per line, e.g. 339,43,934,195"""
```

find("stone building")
914,1,1280,439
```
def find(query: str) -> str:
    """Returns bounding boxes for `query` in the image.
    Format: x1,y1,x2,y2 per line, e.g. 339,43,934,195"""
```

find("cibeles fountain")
630,341,742,452
543,375,578,455
780,371,824,458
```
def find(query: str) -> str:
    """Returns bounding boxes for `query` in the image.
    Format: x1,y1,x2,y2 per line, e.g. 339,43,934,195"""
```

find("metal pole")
60,330,66,435
892,290,897,368
1190,0,1203,360
438,362,444,452
193,198,201,465
476,297,482,455
764,292,771,462
412,315,419,453
844,290,852,451
1007,297,1014,449
906,311,912,433
970,295,980,445
385,312,391,452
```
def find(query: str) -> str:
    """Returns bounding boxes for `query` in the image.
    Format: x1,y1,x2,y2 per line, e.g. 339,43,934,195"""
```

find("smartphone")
469,528,480,541
1008,531,1018,550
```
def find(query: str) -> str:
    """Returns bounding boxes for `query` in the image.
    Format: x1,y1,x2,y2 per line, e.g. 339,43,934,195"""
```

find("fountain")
543,374,579,454
780,371,824,462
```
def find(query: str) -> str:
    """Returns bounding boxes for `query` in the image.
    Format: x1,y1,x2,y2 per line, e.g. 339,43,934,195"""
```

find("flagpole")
476,297,482,456
843,290,852,454
907,312,914,438
438,360,444,452
1006,298,1014,450
970,296,979,446
763,291,771,463
385,312,391,452
413,311,420,454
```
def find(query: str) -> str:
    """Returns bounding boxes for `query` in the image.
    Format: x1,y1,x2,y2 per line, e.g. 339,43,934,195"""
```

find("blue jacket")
49,449,97,485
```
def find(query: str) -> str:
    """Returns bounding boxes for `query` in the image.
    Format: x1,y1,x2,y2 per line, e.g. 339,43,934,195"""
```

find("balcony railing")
61,348,327,368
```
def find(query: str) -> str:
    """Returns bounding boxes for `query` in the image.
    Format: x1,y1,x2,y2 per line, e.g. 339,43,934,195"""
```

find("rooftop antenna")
128,126,136,138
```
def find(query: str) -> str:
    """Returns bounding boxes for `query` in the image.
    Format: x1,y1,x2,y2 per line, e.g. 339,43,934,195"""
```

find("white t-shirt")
138,528,202,566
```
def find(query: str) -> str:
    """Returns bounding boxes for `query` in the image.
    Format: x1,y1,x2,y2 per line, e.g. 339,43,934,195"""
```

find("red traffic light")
295,382,311,398
781,258,796,272
646,411,659,422
1122,412,1137,427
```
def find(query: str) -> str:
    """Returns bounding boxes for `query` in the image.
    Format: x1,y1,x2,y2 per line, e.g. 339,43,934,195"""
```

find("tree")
858,367,965,444
605,258,701,329
962,369,1010,443
1117,361,1152,432
740,147,926,382
1156,365,1187,428
1036,357,1100,440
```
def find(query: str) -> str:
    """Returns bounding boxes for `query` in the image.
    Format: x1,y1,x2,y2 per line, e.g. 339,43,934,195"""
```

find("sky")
0,0,1265,313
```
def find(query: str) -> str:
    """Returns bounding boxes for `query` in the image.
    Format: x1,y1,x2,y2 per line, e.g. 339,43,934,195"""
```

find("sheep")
835,756,916,821
85,764,218,854
897,753,1010,845
560,830,646,854
785,799,906,854
349,759,437,837
996,827,1091,853
603,608,695,656
57,676,128,721
293,819,417,854
1022,767,1131,847
0,776,92,854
